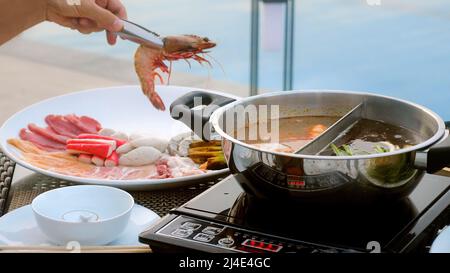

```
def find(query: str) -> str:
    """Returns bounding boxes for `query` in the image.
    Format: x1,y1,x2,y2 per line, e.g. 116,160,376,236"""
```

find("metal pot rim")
210,89,446,160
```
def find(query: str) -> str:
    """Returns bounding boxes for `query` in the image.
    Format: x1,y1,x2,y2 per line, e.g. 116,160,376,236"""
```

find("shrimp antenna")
206,61,212,88
183,59,192,69
205,53,226,78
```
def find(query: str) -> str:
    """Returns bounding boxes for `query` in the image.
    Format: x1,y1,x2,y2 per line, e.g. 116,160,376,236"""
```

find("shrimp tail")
148,87,166,111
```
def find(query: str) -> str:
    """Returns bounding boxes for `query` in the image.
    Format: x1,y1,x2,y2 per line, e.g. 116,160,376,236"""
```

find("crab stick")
66,143,114,158
91,155,105,167
105,151,119,167
78,154,93,164
76,134,127,147
67,138,117,150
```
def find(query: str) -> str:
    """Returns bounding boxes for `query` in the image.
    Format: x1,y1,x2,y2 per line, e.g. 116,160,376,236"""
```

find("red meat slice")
80,116,102,132
45,115,83,138
28,123,69,144
46,126,58,134
19,129,66,151
65,114,101,134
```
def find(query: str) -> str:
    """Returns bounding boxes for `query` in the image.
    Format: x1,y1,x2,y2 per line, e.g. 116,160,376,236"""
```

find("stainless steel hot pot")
171,90,450,203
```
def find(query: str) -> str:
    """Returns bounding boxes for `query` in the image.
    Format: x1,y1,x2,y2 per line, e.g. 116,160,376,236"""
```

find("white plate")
0,204,160,247
430,225,450,253
0,85,236,190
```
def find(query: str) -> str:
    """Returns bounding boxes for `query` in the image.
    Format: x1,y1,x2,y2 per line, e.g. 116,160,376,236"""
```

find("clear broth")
319,119,423,156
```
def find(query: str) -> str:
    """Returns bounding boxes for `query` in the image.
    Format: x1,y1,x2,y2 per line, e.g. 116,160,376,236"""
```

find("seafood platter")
0,86,235,190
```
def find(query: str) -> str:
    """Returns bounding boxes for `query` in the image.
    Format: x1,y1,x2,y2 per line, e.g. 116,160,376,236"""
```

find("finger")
95,0,108,8
96,1,115,44
106,31,117,45
106,0,128,19
108,31,118,45
80,2,123,32
105,0,127,44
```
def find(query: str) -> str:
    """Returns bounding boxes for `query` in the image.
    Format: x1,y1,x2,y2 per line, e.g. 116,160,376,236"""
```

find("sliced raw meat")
19,129,66,151
80,116,102,131
45,115,83,138
46,126,58,134
28,123,69,144
65,114,101,134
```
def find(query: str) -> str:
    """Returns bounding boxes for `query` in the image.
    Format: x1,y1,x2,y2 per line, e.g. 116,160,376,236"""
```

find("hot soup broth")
233,116,341,152
233,116,423,155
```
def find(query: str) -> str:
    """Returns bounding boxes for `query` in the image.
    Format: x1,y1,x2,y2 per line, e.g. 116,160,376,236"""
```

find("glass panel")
294,0,450,119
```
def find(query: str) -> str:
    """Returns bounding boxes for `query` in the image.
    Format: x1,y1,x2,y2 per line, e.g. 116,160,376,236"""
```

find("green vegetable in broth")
331,144,354,156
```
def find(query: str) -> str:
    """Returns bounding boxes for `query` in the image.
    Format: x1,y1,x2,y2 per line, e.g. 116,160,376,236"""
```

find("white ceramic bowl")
430,225,450,253
31,185,134,246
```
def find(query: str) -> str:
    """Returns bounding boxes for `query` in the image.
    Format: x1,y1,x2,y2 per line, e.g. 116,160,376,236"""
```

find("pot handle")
415,122,450,173
169,91,236,140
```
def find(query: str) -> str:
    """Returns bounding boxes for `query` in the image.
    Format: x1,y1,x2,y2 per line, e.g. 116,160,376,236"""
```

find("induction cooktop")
139,173,450,253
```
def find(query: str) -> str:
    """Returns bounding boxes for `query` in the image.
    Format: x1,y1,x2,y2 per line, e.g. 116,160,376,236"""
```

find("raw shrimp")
134,35,216,111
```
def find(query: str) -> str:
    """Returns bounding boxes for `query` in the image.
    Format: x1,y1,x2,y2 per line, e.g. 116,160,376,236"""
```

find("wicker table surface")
0,150,224,217
0,151,15,216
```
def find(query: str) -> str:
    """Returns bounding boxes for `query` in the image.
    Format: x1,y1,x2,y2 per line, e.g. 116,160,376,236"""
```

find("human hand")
45,0,127,45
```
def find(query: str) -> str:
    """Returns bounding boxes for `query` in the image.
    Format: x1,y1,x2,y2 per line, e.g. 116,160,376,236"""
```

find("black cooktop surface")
177,173,450,251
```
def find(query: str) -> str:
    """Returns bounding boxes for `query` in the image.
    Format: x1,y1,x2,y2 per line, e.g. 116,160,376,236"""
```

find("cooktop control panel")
155,215,353,253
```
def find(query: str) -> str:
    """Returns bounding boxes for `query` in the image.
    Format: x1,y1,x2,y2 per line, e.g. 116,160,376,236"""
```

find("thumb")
81,3,123,32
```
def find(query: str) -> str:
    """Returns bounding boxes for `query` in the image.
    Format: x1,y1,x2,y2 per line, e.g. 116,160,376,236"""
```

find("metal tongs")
115,19,164,49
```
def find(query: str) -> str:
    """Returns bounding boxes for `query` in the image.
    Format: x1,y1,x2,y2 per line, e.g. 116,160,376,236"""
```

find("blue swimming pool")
23,0,450,119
